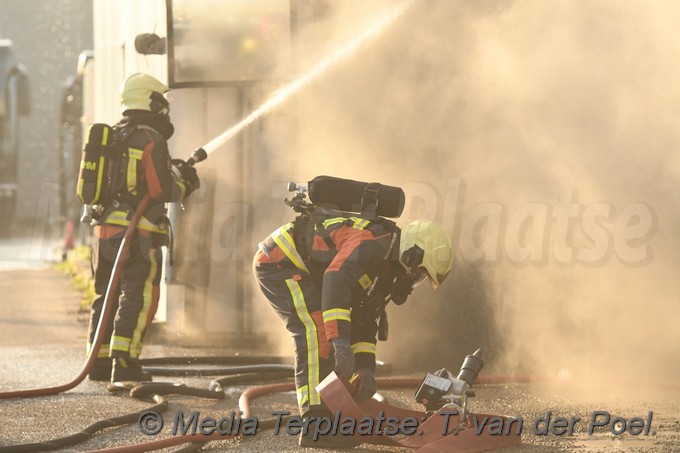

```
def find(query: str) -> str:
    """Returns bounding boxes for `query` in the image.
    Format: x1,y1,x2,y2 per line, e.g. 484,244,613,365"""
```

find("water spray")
200,0,416,156
0,0,413,401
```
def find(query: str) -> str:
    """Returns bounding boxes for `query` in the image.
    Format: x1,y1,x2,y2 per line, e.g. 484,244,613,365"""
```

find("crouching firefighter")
253,176,454,449
80,73,200,383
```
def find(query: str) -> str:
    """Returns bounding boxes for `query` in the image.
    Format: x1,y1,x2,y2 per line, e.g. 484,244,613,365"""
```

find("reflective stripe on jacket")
95,121,184,239
256,215,395,370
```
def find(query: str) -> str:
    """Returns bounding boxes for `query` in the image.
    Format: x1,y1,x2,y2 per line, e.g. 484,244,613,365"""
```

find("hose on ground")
0,195,153,401
165,414,296,453
0,362,292,452
0,153,208,401
0,394,168,453
127,382,224,401
142,364,294,377
85,375,553,453
138,356,290,366
168,443,206,453
209,370,294,392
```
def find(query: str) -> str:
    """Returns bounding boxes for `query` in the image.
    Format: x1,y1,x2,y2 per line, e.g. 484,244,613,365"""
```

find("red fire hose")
80,375,547,453
0,194,152,400
0,148,207,401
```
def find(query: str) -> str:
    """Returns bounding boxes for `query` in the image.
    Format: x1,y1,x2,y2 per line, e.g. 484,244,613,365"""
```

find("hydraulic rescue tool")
318,349,522,453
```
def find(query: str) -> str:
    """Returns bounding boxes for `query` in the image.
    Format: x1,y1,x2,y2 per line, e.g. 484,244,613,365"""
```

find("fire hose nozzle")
186,148,208,167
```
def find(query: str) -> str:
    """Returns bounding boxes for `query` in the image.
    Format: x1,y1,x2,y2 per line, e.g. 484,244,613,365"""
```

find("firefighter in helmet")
87,73,200,383
253,214,453,448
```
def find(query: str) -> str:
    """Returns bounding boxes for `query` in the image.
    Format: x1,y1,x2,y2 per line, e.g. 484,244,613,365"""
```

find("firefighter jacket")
95,111,186,240
258,214,400,371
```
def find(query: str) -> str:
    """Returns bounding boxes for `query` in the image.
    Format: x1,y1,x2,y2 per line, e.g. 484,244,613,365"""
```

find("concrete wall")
0,0,93,224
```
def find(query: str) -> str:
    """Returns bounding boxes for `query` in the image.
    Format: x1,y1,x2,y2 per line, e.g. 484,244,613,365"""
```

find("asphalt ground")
1,237,679,452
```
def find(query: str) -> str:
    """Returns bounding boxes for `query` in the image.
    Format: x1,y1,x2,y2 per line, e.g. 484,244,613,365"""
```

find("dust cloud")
263,0,680,388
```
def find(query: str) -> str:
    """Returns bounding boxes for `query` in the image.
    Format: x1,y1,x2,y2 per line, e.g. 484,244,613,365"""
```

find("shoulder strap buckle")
361,182,380,218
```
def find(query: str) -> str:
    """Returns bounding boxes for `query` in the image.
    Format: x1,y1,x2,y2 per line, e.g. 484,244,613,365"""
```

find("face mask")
150,91,170,116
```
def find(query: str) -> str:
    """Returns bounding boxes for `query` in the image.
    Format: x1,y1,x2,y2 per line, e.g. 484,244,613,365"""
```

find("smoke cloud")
262,0,680,386
176,0,680,391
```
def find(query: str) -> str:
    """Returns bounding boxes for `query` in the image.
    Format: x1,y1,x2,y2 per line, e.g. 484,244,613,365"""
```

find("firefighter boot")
298,415,362,449
111,357,152,383
88,358,113,381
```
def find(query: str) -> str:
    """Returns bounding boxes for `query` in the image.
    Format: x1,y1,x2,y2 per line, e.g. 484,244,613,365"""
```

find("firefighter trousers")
87,233,162,360
253,249,334,417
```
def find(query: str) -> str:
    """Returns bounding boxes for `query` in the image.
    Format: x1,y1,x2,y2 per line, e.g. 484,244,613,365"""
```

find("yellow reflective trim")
93,155,105,203
351,342,376,355
101,125,109,145
128,148,143,159
87,342,110,358
323,315,351,322
130,248,158,358
103,211,167,234
176,180,187,199
110,335,131,352
272,224,310,274
127,148,143,195
354,218,370,230
95,122,110,203
296,385,309,406
321,217,370,230
322,308,351,323
138,216,167,234
322,217,346,228
105,210,130,226
286,278,321,406
76,163,88,201
358,274,372,290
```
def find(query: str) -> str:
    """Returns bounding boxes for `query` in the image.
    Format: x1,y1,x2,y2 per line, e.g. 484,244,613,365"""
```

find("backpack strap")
108,123,157,205
292,206,336,266
105,126,132,206
352,228,399,340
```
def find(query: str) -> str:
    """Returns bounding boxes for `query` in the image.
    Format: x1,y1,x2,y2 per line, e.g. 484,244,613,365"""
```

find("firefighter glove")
180,165,200,195
391,268,415,305
171,159,200,196
331,337,354,380
351,368,376,401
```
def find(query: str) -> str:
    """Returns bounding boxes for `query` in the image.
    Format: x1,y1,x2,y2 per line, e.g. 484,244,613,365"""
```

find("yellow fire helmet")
120,73,169,115
398,220,453,288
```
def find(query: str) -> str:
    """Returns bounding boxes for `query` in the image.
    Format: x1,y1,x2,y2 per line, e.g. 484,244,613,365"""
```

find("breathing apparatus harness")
77,122,148,225
283,176,413,341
